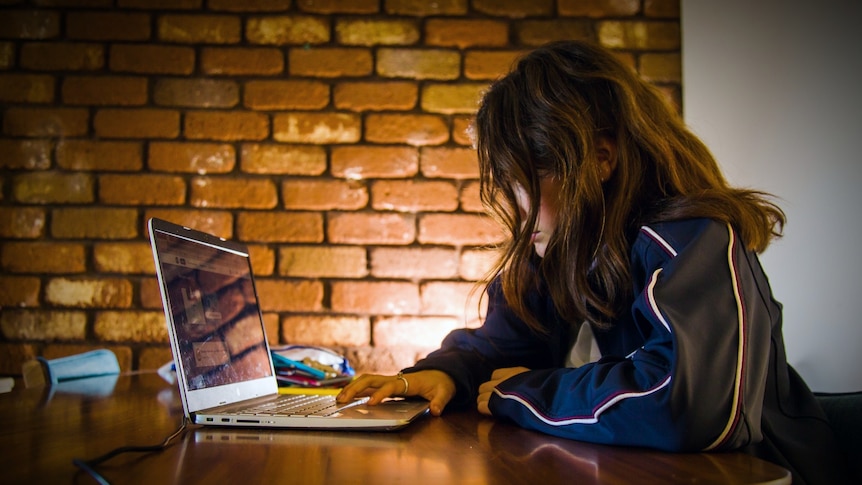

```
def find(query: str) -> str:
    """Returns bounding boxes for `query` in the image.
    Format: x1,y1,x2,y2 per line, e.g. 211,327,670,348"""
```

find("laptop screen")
152,229,272,391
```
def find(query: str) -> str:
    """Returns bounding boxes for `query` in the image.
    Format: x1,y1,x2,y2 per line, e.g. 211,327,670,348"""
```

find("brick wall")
0,0,680,376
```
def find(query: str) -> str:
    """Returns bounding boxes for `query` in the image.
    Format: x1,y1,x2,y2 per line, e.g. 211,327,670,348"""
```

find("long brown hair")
475,40,785,332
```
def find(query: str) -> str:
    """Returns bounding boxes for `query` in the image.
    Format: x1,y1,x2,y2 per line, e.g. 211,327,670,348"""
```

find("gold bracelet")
396,372,409,395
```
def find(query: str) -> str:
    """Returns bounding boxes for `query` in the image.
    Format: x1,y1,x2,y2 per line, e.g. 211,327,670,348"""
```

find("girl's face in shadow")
513,177,562,258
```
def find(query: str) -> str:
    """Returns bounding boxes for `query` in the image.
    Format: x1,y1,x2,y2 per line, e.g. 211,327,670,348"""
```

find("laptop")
148,217,429,430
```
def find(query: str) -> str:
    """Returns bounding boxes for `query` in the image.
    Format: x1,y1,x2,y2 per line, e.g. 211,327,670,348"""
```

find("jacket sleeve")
487,221,772,452
405,278,569,408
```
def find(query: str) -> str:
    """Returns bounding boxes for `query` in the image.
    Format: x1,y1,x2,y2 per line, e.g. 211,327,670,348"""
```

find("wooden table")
0,372,791,484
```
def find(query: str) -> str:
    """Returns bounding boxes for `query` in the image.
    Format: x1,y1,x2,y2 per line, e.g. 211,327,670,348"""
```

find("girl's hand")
336,370,456,416
477,367,530,415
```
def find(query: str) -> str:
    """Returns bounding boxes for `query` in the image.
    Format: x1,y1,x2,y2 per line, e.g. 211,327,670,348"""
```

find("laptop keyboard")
234,394,366,418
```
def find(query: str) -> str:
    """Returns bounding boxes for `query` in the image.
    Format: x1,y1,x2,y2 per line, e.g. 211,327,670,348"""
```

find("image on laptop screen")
152,230,272,391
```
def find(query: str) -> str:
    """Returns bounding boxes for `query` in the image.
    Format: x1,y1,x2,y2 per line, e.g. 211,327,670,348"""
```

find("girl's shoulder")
632,218,731,264
628,218,734,288
636,218,724,251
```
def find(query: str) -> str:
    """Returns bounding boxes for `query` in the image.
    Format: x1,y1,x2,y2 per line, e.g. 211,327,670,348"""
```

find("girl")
337,41,848,484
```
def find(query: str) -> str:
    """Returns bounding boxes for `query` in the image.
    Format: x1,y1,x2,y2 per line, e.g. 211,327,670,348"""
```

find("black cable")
73,417,190,484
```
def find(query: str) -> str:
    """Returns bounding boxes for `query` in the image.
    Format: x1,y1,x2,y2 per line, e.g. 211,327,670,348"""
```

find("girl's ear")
596,137,618,182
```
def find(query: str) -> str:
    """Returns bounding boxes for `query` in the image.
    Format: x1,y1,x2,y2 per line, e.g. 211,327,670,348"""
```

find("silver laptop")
148,218,429,430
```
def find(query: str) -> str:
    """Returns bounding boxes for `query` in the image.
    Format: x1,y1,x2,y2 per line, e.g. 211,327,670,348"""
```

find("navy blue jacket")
407,218,849,484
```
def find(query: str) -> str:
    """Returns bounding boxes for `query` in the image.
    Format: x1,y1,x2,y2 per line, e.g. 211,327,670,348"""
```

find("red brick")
639,52,681,83
421,281,483,319
143,209,234,239
1,242,86,274
0,74,54,103
645,0,680,18
515,20,594,46
282,179,369,210
0,343,39,375
94,109,180,139
0,138,53,169
99,174,186,205
347,345,421,374
201,47,284,75
333,81,417,111
2,107,88,137
376,48,460,80
13,172,94,204
464,50,524,80
371,180,458,212
385,0,467,16
328,213,415,245
473,0,553,17
35,0,114,7
335,19,419,46
460,248,500,281
0,310,87,340
62,76,148,106
331,281,420,315
20,42,104,70
422,82,487,114
419,213,504,246
425,19,508,48
452,116,475,146
66,12,151,41
0,207,46,238
289,47,373,77
190,176,277,209
148,142,235,173
370,247,458,279
240,143,327,175
139,346,173,371
157,14,241,44
421,147,479,179
109,44,195,75
244,80,329,110
0,9,61,39
272,113,361,144
459,180,484,212
281,315,371,347
51,208,139,239
153,79,239,108
597,21,681,50
331,146,418,179
296,0,379,14
57,140,143,171
365,114,449,146
236,211,323,243
45,277,133,308
279,246,368,278
94,311,169,343
255,279,323,312
184,111,269,141
248,244,276,276
0,276,40,307
246,15,330,45
209,0,294,11
558,0,640,17
118,0,201,8
373,316,460,347
613,51,637,71
0,42,12,69
93,242,156,274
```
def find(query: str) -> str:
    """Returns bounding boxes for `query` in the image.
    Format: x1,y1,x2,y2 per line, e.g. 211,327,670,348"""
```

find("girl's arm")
487,220,774,452
405,277,569,409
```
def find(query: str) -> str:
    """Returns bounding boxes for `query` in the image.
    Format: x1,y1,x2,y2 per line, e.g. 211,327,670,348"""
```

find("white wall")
682,1,862,392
